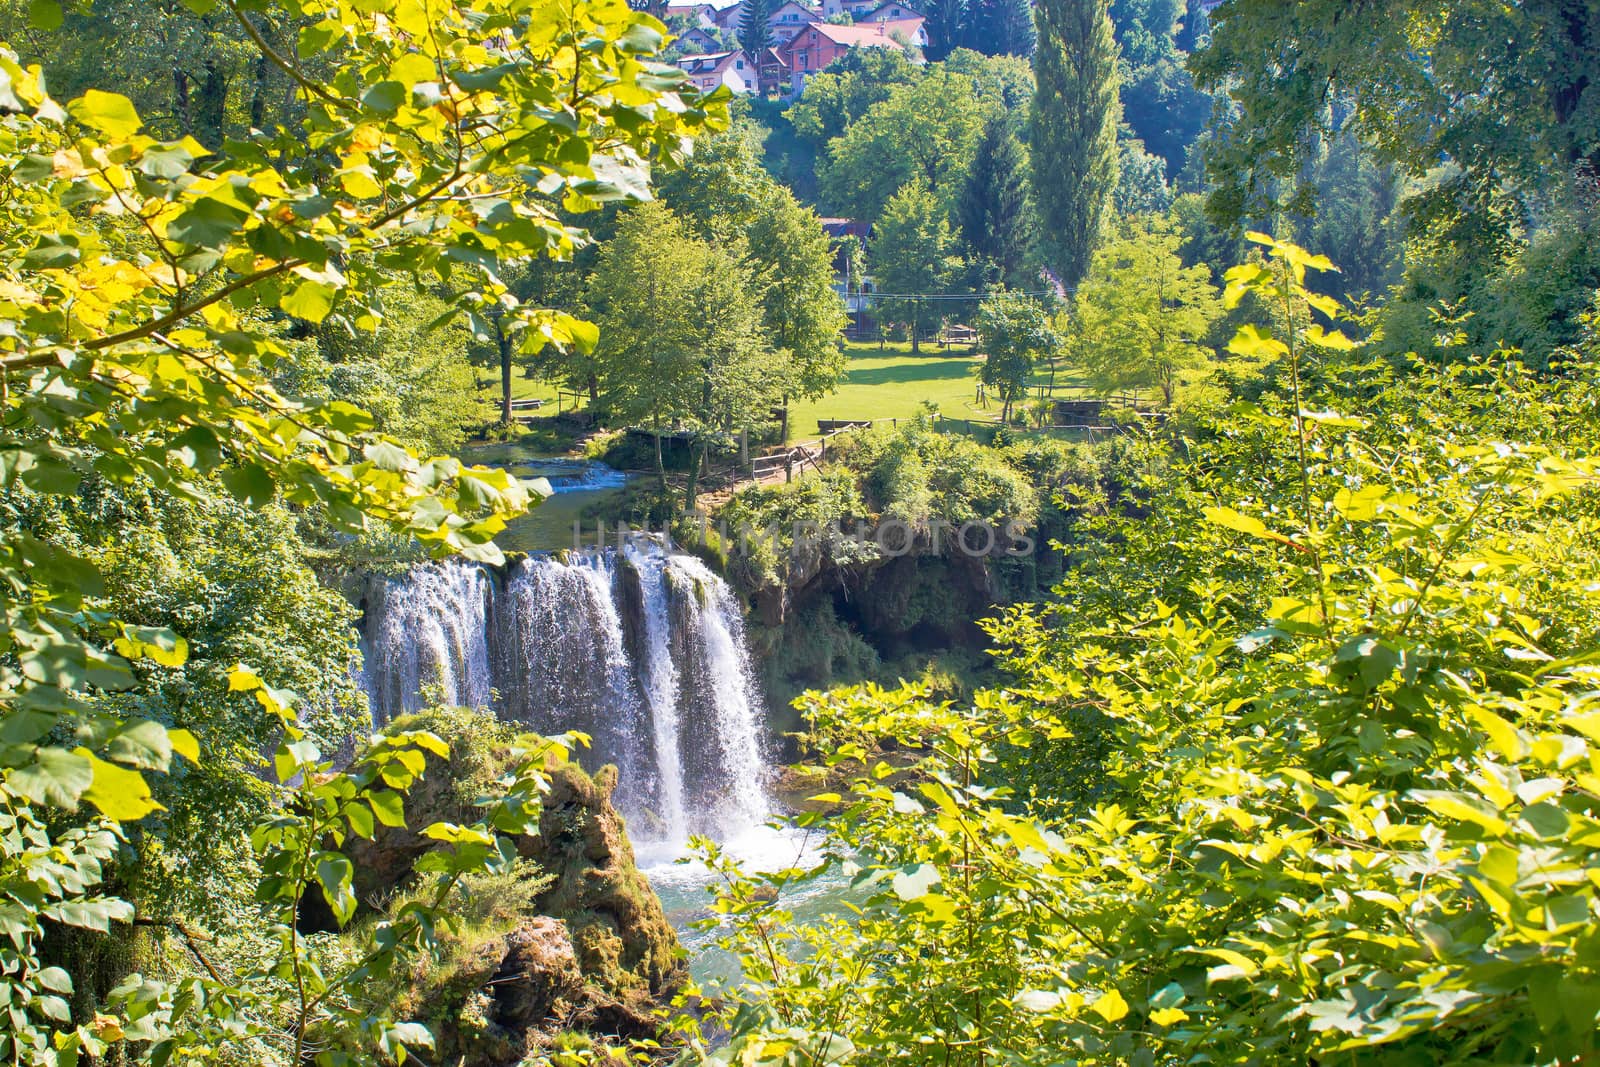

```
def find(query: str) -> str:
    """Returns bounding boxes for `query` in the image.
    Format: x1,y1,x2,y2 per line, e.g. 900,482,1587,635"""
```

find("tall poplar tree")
1030,0,1121,288
957,115,1035,285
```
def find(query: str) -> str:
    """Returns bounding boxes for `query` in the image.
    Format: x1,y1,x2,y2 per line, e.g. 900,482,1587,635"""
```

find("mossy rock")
341,709,684,1063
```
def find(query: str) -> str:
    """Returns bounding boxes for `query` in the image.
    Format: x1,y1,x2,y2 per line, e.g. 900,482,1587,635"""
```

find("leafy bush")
685,237,1600,1065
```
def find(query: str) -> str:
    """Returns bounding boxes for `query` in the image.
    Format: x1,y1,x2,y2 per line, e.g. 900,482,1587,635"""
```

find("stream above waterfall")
459,446,634,554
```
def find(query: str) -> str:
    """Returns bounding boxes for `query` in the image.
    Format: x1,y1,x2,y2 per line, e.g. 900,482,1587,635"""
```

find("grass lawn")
475,370,580,414
787,340,998,440
472,341,1138,443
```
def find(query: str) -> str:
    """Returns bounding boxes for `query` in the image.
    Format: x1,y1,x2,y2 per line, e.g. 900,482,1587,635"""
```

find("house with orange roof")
777,18,926,94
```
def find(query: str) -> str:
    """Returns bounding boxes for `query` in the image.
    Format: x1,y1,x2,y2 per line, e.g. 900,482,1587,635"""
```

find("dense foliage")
0,1,716,1061
688,238,1600,1065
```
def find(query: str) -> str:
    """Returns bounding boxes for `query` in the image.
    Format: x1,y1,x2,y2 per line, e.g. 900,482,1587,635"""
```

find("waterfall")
360,540,771,844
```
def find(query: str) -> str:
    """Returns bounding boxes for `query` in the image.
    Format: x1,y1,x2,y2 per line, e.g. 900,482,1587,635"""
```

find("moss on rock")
341,708,684,1065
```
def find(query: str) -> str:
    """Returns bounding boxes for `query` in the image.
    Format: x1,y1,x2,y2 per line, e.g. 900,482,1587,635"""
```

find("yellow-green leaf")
67,89,142,140
78,750,163,821
1092,988,1129,1023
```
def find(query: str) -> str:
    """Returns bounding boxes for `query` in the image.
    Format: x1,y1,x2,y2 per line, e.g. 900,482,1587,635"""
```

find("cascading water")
359,540,771,847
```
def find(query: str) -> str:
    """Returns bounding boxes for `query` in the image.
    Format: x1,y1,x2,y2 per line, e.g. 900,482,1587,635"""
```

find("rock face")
343,711,684,1065
516,764,681,997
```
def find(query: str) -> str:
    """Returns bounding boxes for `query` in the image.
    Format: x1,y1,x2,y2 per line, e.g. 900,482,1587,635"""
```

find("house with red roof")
756,47,791,96
777,18,927,94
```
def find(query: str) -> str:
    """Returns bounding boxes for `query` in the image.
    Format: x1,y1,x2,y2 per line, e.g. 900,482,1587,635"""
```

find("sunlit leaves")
695,240,1600,1064
2,4,723,1060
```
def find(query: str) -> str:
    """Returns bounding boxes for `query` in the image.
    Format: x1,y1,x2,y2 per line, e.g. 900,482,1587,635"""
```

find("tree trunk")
684,441,705,513
249,47,270,130
499,332,513,426
174,69,192,137
197,59,228,150
779,398,789,443
654,429,667,493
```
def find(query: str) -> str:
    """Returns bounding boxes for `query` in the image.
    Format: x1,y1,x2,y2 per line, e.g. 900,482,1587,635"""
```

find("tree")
0,2,715,1058
957,115,1035,286
656,119,779,240
1190,0,1600,238
1119,51,1210,178
1174,0,1208,51
747,190,850,432
738,0,776,60
977,291,1059,422
1068,219,1221,405
924,0,968,61
2,0,286,148
871,184,962,354
943,47,1037,112
587,205,777,507
786,46,921,158
1114,134,1171,215
697,242,1600,1064
821,68,990,222
964,0,1036,57
657,126,848,432
312,281,484,453
1031,0,1121,288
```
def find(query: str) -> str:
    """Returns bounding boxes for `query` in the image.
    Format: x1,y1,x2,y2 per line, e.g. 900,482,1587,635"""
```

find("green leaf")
219,463,274,506
1202,506,1296,547
115,624,188,668
345,802,375,840
138,143,197,180
369,789,406,828
67,89,142,140
168,728,200,764
274,739,320,783
1226,323,1289,361
164,196,245,248
361,80,406,115
8,747,94,809
1015,989,1062,1012
22,234,81,269
1412,790,1510,836
107,720,176,771
280,279,338,324
1092,988,1129,1023
363,440,413,473
79,750,163,820
315,853,357,925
